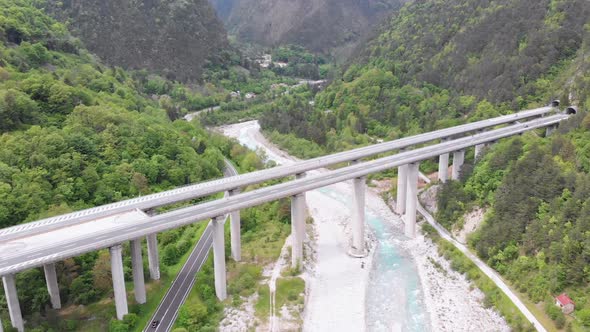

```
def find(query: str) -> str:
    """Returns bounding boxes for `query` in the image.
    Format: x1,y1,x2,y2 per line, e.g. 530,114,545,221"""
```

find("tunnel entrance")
566,107,577,115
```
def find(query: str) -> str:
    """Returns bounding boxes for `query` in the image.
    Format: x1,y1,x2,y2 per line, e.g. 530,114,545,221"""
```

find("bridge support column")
130,239,146,304
0,316,3,332
229,189,241,262
2,274,24,332
291,193,305,267
438,153,449,183
351,174,367,256
146,233,160,280
291,173,307,267
212,216,227,301
296,173,307,242
452,150,465,180
396,164,408,214
546,124,556,136
474,131,485,160
43,263,61,309
404,162,420,238
110,244,128,320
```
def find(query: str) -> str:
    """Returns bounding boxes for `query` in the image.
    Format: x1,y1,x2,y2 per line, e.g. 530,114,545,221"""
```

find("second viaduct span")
0,106,573,331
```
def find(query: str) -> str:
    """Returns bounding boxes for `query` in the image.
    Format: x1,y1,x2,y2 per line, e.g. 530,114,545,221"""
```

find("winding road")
416,203,547,332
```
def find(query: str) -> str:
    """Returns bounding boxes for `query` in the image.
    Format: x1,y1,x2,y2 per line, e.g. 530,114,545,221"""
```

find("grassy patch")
255,285,271,320
275,277,305,309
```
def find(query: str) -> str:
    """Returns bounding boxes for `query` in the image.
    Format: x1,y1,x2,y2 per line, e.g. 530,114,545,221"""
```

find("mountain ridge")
40,0,231,81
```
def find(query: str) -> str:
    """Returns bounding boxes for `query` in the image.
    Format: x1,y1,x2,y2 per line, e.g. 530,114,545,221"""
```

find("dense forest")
260,0,590,155
209,0,407,57
40,0,231,82
0,1,249,330
257,0,590,330
436,114,590,330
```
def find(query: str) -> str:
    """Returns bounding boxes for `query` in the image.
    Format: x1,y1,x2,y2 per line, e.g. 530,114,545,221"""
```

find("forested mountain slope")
358,0,590,103
0,0,230,229
39,0,230,81
260,0,590,153
0,1,239,329
209,0,408,56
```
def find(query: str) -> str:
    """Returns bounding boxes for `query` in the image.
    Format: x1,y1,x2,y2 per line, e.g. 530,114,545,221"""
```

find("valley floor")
219,120,510,331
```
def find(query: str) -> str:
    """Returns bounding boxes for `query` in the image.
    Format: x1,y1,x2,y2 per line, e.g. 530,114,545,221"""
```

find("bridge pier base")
110,244,128,320
130,239,146,304
404,162,420,238
146,233,160,280
546,124,557,136
3,274,24,332
43,263,61,309
212,216,227,301
351,175,367,257
229,189,241,262
438,153,449,183
396,164,408,214
452,149,465,180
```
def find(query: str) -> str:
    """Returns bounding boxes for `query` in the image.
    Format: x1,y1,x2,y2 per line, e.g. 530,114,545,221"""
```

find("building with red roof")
555,293,575,314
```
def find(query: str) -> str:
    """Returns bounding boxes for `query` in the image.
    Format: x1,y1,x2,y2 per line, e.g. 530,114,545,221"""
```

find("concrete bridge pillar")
43,263,61,309
2,274,24,332
291,173,307,267
296,173,307,242
452,149,465,180
404,162,420,238
0,315,3,332
109,244,128,320
130,239,146,304
146,233,160,280
351,174,367,257
396,164,408,214
212,216,227,301
438,153,449,183
291,192,305,267
546,124,556,136
474,131,485,160
229,189,241,262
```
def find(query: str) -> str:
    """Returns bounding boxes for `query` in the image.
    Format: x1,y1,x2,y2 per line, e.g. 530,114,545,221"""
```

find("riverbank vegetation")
422,224,534,332
435,113,590,331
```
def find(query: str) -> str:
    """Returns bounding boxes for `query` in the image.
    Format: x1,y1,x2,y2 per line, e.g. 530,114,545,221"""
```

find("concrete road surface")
145,225,213,332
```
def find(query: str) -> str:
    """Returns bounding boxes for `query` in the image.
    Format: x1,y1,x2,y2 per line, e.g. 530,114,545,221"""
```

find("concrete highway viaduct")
0,105,575,331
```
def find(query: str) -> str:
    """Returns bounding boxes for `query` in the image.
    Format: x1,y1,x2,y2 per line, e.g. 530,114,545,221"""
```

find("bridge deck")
0,107,556,243
0,114,569,276
0,210,149,272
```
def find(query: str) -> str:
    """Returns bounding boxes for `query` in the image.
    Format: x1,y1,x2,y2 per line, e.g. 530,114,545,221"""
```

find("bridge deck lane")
0,107,556,242
0,114,569,276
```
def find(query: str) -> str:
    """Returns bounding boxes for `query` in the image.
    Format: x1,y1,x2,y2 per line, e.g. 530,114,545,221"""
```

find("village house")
555,293,575,314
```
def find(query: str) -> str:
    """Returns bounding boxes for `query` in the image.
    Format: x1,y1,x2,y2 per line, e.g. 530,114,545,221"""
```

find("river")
219,121,430,331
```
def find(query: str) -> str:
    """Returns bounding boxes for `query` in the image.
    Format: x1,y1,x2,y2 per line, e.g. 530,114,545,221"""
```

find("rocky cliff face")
42,0,230,81
210,0,407,56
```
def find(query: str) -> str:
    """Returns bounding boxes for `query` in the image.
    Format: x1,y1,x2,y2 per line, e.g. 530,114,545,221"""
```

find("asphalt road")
0,107,556,242
0,114,569,276
144,159,238,332
145,224,214,332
